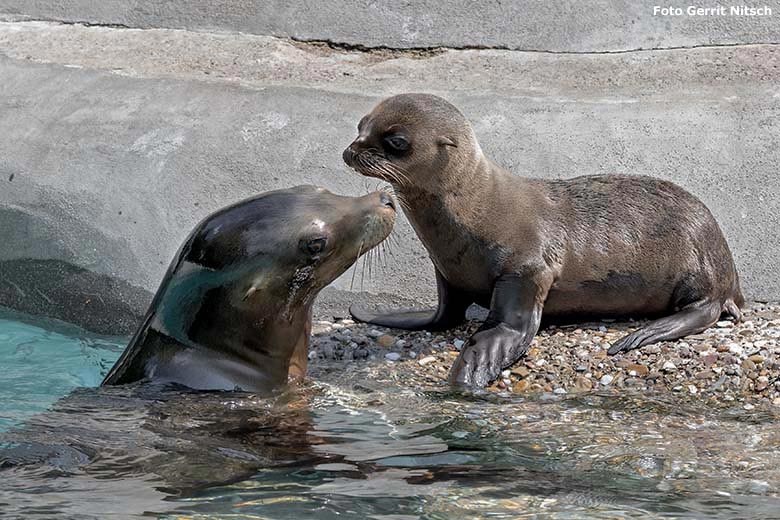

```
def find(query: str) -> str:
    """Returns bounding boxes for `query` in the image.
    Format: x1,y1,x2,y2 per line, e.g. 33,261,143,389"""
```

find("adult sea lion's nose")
378,191,396,211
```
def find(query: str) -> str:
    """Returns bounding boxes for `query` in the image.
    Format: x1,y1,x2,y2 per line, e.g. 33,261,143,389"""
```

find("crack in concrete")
2,16,778,56
289,36,780,56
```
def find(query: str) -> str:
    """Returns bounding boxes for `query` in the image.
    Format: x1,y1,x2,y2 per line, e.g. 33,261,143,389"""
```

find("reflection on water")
1,308,780,519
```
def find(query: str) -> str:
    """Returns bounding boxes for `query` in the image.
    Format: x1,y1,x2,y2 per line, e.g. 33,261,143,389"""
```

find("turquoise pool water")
0,309,124,432
2,307,780,519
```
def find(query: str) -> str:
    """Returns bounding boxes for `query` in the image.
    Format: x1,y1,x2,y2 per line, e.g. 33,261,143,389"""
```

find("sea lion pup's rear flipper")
349,268,471,331
449,273,549,388
607,300,723,355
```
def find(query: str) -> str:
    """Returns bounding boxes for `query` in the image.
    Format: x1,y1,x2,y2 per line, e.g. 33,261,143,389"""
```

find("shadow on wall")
0,206,152,334
0,258,150,335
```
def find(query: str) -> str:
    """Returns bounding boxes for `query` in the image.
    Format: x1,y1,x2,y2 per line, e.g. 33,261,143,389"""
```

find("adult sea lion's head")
102,185,396,391
184,185,397,319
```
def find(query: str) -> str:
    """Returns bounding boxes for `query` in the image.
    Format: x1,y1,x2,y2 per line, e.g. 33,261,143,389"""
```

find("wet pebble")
418,356,437,366
376,334,395,348
309,302,780,405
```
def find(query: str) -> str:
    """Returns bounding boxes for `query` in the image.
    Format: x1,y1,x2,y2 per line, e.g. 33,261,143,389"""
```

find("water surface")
1,307,779,519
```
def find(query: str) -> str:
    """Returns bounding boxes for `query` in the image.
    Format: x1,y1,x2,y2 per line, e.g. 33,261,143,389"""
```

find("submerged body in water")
2,309,780,519
102,185,396,392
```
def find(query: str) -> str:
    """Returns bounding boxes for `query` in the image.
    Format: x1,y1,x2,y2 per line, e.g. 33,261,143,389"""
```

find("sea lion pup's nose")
343,145,356,166
378,191,396,211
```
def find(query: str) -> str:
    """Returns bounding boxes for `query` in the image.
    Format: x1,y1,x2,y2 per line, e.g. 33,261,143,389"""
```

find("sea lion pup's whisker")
350,240,365,292
380,160,413,186
375,161,406,185
379,241,388,268
369,248,375,282
360,253,367,291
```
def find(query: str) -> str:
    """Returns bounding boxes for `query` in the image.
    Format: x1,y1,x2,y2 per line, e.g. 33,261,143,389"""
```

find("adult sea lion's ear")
438,136,458,148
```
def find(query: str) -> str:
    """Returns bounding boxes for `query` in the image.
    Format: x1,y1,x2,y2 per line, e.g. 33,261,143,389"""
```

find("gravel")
307,302,780,406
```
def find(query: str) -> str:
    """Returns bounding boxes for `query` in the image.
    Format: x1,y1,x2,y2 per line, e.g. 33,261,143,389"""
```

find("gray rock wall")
0,7,777,333
1,0,779,52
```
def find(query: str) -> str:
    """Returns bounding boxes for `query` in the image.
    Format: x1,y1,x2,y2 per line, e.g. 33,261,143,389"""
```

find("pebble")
418,356,437,366
728,343,744,356
308,302,780,405
702,353,718,366
511,366,531,378
513,380,530,392
377,335,396,348
574,376,593,391
717,320,733,328
627,363,649,376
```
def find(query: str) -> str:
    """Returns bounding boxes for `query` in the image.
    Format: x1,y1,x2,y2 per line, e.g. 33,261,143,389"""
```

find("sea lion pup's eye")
383,134,410,154
304,237,328,255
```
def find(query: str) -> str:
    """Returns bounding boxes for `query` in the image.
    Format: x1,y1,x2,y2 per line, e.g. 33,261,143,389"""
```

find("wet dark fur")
102,186,395,391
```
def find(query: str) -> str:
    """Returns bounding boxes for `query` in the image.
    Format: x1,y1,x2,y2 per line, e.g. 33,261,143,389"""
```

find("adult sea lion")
343,93,743,388
102,185,396,391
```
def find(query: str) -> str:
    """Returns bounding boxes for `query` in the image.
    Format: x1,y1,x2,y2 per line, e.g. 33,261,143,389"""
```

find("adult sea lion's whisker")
350,240,364,292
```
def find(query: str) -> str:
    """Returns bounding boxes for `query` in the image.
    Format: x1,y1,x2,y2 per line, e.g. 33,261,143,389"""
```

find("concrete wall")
0,5,778,333
1,0,779,52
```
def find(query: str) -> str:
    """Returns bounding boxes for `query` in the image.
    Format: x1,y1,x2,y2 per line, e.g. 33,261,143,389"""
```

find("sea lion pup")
343,93,743,388
102,186,396,391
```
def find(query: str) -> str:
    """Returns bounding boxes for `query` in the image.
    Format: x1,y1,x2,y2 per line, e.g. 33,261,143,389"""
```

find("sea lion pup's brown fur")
343,93,743,388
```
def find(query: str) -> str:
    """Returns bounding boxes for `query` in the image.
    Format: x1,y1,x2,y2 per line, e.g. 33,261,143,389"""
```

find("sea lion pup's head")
187,185,397,317
343,93,482,192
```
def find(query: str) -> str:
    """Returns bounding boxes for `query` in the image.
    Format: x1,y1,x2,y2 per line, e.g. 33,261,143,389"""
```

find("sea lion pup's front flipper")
449,272,551,389
349,268,471,331
606,299,724,355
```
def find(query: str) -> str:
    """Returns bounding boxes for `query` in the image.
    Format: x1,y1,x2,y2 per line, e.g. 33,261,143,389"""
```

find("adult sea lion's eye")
383,134,409,153
306,237,328,255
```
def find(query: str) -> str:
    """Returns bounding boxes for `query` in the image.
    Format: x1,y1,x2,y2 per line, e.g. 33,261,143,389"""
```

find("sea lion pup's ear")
438,136,458,148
